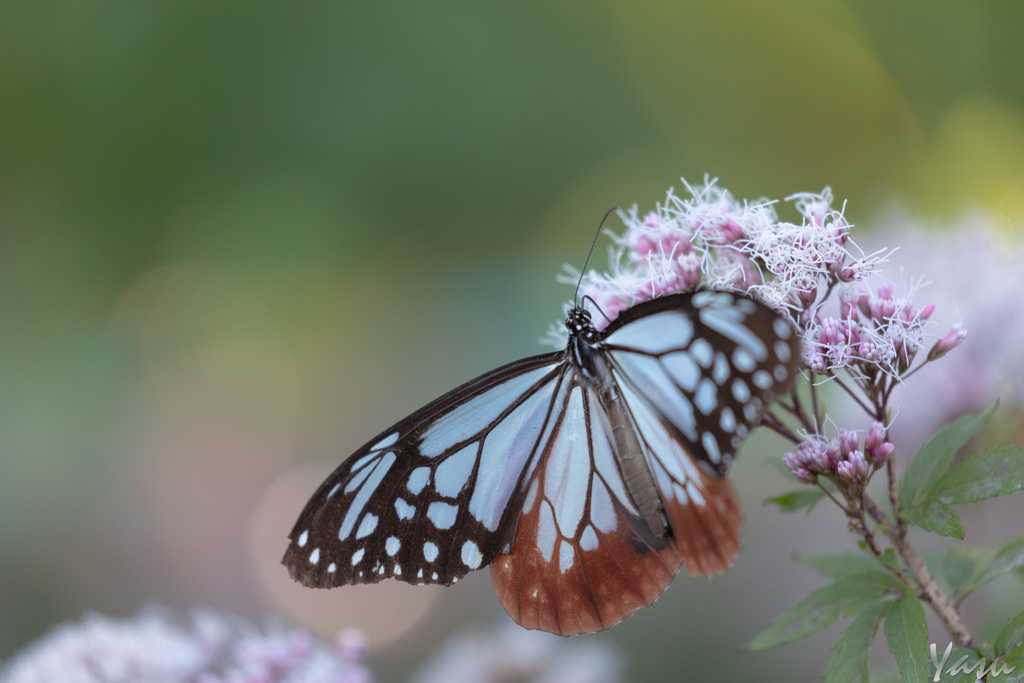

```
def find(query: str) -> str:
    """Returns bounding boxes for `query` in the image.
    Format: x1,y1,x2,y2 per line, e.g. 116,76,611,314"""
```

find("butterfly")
283,289,800,635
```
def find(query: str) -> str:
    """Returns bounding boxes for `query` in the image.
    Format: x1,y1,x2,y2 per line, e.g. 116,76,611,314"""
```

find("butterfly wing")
489,374,687,635
602,291,800,576
283,352,566,588
491,291,800,634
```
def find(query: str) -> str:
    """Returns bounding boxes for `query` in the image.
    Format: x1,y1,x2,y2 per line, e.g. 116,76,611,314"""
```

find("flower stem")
861,495,974,649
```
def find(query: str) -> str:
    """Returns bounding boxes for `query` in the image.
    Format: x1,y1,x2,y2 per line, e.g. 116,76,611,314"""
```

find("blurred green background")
2,1,1023,680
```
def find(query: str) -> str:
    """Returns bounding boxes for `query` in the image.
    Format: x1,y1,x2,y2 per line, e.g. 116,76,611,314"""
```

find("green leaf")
995,610,1024,672
943,537,1024,603
884,591,930,683
879,548,901,572
942,546,996,603
929,647,989,683
1002,642,1024,681
824,599,892,683
748,572,903,650
899,403,997,511
801,553,895,579
765,489,826,513
933,446,1024,505
902,499,965,539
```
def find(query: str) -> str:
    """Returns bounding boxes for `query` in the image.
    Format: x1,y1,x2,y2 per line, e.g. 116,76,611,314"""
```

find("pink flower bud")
927,323,967,361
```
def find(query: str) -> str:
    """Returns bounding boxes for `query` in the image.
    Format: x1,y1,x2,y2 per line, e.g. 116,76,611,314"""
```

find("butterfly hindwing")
283,353,564,588
490,376,686,635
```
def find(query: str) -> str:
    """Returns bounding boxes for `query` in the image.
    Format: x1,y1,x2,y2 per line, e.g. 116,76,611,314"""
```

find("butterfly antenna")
573,206,619,304
580,294,612,324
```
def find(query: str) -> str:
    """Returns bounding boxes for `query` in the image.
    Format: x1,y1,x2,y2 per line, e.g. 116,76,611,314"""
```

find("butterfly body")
283,291,799,635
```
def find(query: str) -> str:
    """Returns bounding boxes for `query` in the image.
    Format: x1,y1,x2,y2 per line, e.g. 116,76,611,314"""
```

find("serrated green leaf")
943,537,1024,604
1002,644,1024,681
995,610,1024,659
942,546,996,603
928,647,989,683
899,404,997,511
824,599,892,683
986,537,1024,584
765,489,826,513
801,553,895,579
884,592,930,683
748,572,904,650
902,499,965,538
933,446,1024,505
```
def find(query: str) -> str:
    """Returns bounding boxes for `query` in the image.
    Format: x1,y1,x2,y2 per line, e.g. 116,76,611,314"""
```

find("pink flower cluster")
781,422,895,486
551,179,888,343
2,609,372,683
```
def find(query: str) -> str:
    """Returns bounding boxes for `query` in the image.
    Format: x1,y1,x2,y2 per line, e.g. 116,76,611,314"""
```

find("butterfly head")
565,305,599,343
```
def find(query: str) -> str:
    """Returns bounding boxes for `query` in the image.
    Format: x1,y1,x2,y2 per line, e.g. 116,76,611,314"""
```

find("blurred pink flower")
2,609,372,683
856,210,1024,449
410,623,622,683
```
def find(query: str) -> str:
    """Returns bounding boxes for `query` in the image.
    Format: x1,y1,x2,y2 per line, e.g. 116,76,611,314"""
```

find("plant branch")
862,495,974,649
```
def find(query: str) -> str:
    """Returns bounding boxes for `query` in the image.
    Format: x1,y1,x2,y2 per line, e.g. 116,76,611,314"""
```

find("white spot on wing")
372,432,399,451
720,407,736,432
536,502,557,561
355,513,378,540
695,378,718,414
673,482,689,504
406,467,430,495
732,378,751,402
434,444,477,498
580,526,599,551
732,348,755,372
426,501,458,529
774,340,792,362
774,318,793,339
309,548,320,564
351,548,365,565
461,540,482,569
753,370,772,389
558,540,575,573
326,483,340,500
394,497,415,520
702,431,722,464
689,338,714,368
713,352,730,385
328,563,336,573
423,542,439,562
385,536,401,556
686,480,706,505
297,530,308,547
339,452,396,539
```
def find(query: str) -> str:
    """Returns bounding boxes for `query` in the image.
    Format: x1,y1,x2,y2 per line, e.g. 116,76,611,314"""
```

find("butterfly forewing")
604,290,799,476
284,289,801,636
283,353,564,588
